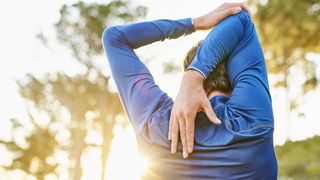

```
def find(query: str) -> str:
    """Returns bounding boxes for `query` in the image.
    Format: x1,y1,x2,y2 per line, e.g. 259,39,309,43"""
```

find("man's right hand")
168,70,221,158
168,2,252,159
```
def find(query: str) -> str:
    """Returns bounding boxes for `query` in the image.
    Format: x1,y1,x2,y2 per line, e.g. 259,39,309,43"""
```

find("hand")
168,70,221,158
168,2,251,159
193,2,252,30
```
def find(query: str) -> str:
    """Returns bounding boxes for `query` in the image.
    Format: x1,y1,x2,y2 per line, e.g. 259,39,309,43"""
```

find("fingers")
223,7,243,16
203,102,221,125
170,116,179,154
185,113,195,154
169,112,192,158
221,2,252,17
168,111,173,140
178,117,188,158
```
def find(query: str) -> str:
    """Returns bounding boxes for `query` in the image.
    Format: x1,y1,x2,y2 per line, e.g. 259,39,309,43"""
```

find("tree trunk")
283,52,291,142
101,117,113,180
70,126,86,180
284,71,291,141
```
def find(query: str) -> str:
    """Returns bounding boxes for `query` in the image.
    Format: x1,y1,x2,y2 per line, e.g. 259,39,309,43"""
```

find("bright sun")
104,124,149,180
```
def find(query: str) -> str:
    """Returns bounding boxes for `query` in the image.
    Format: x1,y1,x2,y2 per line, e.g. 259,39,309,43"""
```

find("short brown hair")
183,40,232,95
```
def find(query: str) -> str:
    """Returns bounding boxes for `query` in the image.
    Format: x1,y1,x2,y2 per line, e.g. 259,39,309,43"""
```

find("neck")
208,90,230,99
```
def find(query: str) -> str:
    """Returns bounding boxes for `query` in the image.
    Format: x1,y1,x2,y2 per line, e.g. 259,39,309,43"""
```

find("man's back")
140,108,276,179
138,12,277,179
102,10,277,180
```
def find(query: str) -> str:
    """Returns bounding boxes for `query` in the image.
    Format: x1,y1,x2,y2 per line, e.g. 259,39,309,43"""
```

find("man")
102,3,277,179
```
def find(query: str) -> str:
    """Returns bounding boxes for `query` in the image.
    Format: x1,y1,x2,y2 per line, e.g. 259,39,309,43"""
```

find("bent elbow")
101,26,122,48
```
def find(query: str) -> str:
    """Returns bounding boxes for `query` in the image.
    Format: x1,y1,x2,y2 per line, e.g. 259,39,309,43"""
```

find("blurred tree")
54,1,146,179
0,115,57,180
56,0,147,63
276,136,320,179
17,72,124,180
249,0,320,140
2,0,147,180
163,61,181,74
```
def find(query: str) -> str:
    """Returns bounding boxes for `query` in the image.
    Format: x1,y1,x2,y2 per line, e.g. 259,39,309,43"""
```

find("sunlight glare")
105,125,149,180
134,155,149,177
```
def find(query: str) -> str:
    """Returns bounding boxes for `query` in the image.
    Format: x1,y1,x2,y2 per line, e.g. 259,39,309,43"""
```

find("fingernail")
183,151,188,158
171,146,174,154
188,146,193,153
234,7,242,11
217,118,222,125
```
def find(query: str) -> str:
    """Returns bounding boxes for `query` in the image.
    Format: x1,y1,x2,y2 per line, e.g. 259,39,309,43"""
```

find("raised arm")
168,3,253,158
210,11,274,132
169,11,246,157
187,12,245,78
102,18,195,134
170,10,274,159
190,9,273,125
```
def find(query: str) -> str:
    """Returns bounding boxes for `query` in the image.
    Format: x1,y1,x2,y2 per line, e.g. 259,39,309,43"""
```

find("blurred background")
0,0,319,179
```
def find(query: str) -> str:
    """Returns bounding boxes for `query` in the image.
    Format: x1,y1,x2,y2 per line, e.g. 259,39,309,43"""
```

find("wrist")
183,69,204,85
192,16,206,31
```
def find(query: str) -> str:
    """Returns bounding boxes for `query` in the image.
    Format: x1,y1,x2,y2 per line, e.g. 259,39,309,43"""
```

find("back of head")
183,40,231,96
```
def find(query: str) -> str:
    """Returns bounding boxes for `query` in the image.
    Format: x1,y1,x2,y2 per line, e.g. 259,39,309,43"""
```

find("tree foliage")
0,117,57,180
17,72,124,180
53,1,146,179
1,1,147,179
251,0,320,90
250,0,320,140
56,0,147,62
276,136,320,179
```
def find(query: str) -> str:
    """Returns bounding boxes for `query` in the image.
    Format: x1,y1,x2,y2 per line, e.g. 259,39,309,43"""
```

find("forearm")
110,18,195,49
102,16,202,134
188,11,248,79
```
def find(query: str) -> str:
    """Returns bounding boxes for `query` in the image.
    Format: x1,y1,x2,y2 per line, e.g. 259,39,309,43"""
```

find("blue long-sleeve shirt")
102,10,277,179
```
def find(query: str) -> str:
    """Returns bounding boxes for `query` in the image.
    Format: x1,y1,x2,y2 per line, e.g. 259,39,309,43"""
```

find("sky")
0,0,320,179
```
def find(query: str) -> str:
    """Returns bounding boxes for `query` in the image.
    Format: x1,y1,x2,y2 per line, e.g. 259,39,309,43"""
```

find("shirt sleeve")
102,18,195,134
189,11,274,131
187,12,244,78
